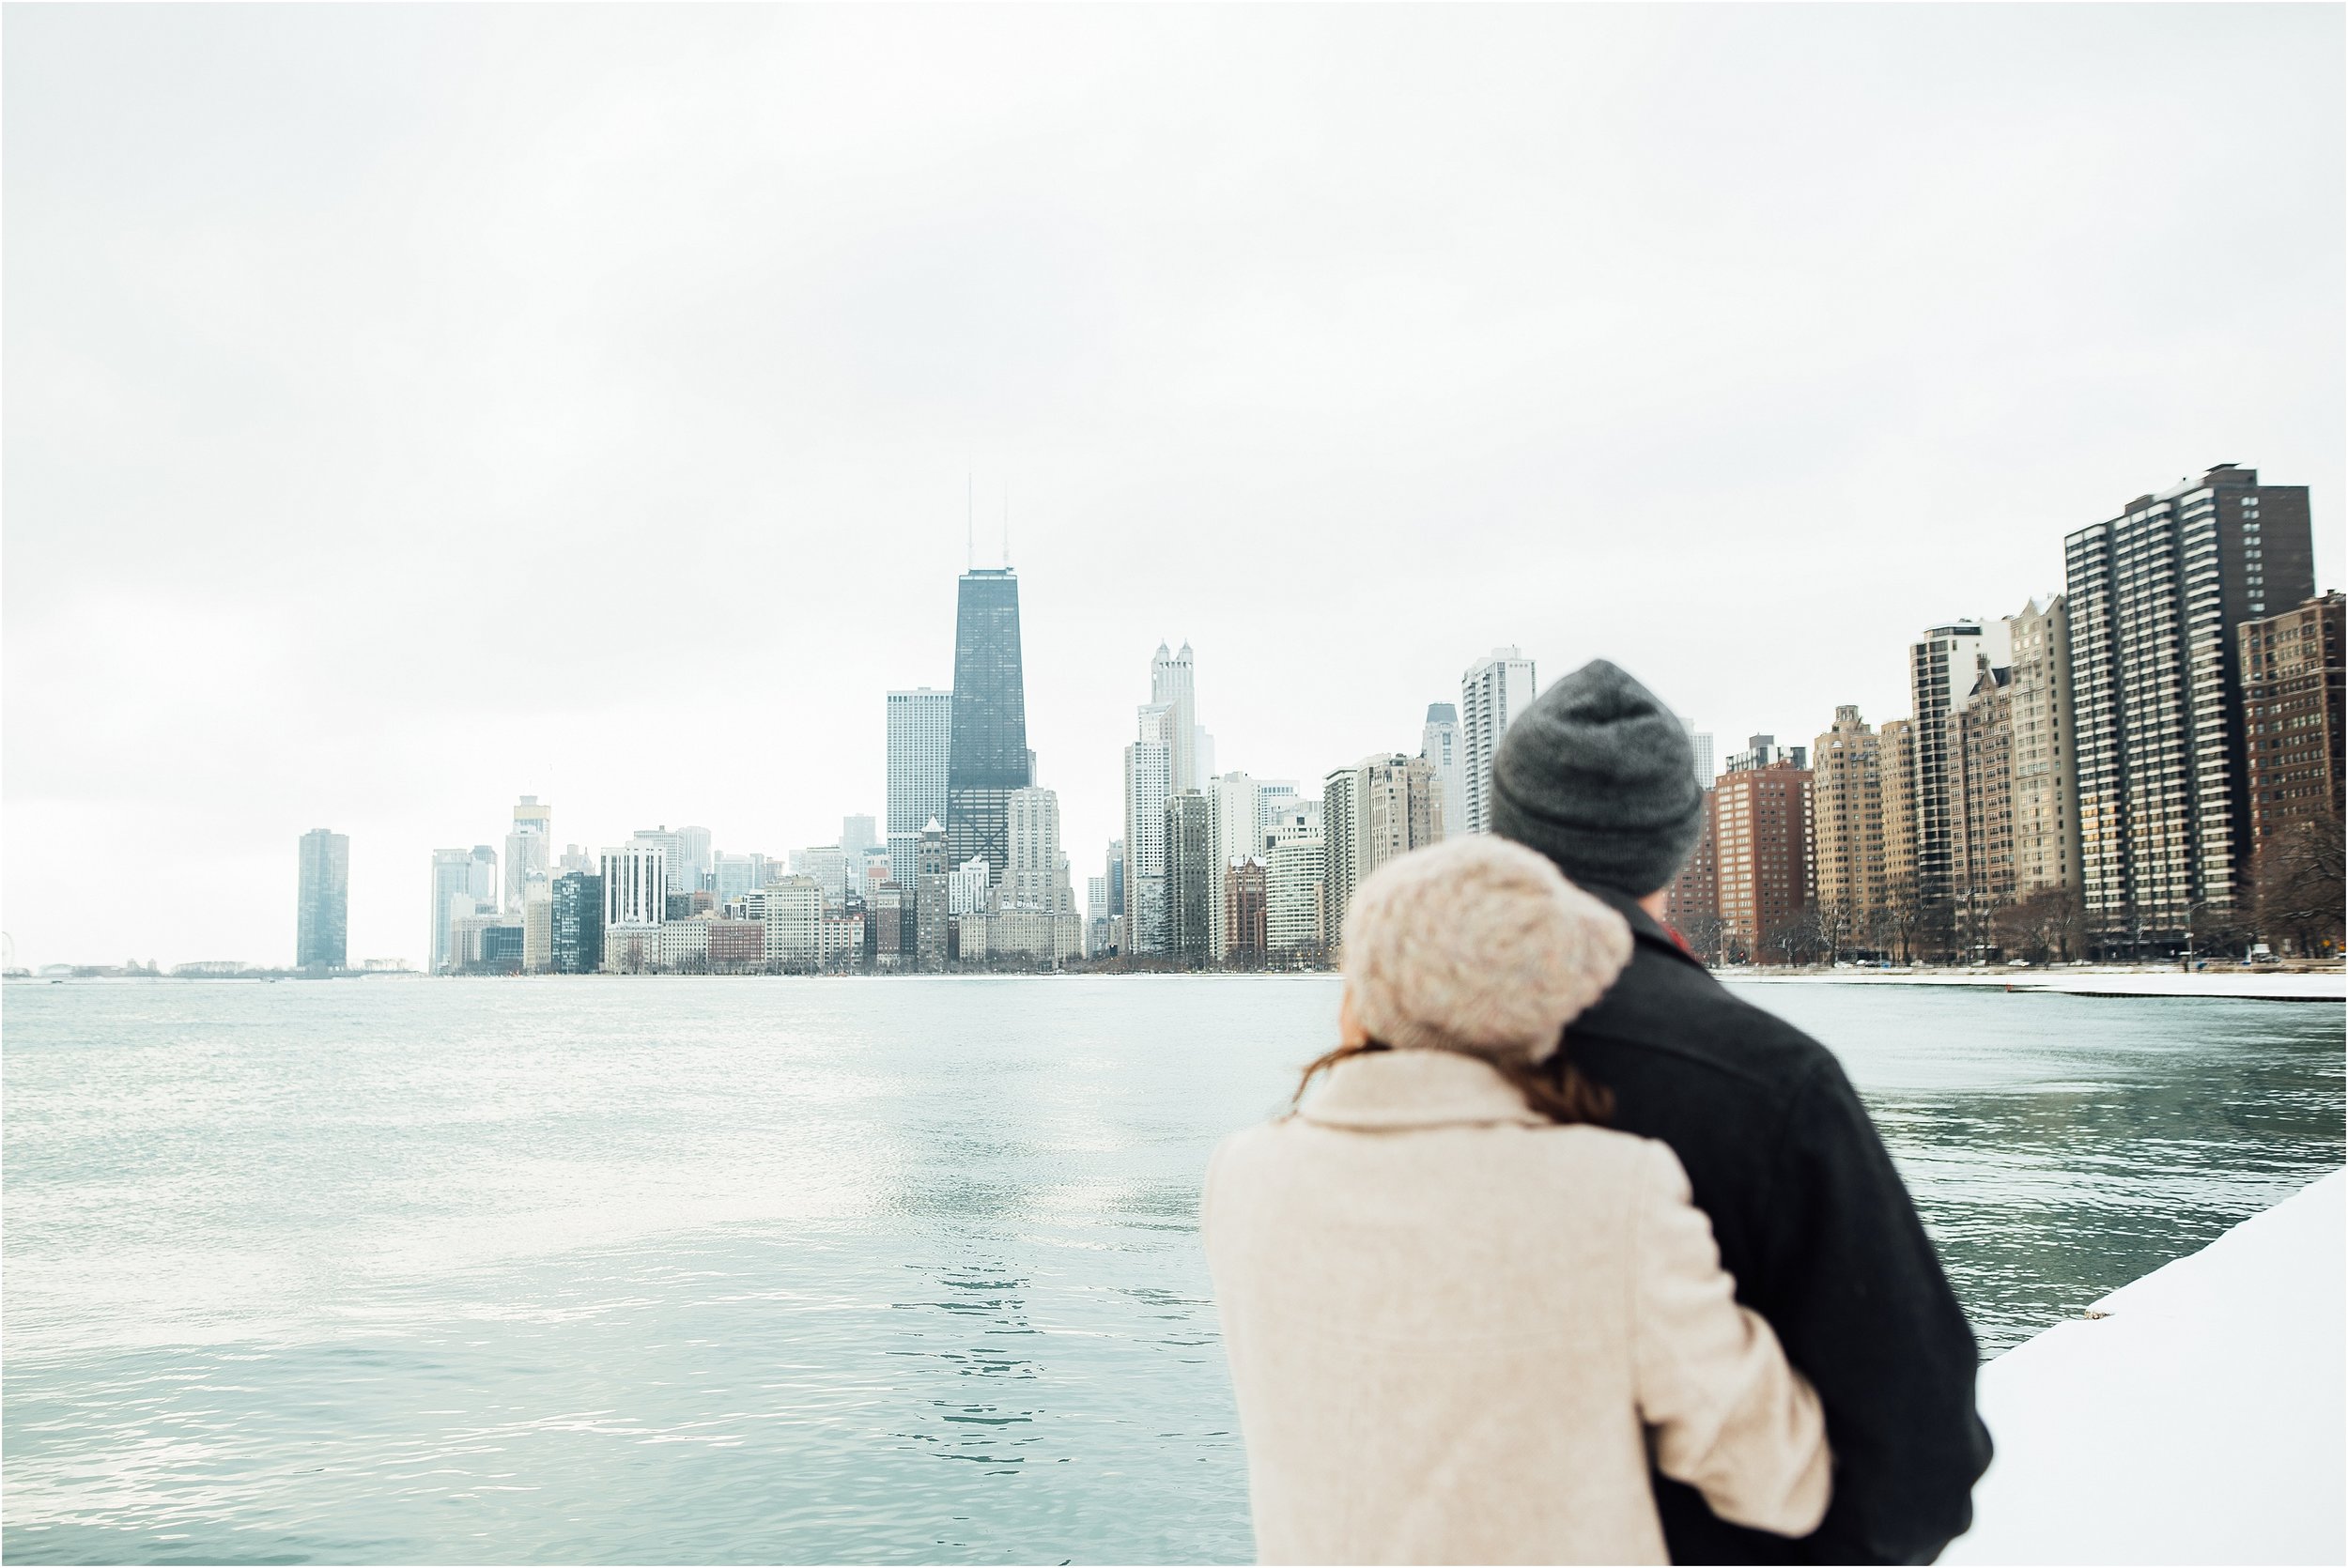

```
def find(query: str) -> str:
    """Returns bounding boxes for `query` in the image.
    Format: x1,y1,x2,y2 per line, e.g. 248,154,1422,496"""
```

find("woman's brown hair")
1291,1035,1614,1126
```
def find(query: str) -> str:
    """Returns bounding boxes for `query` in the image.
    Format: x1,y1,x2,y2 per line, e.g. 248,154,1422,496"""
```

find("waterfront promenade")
1947,1169,2347,1565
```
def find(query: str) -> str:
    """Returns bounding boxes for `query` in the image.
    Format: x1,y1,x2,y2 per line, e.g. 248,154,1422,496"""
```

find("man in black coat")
1491,659,1992,1565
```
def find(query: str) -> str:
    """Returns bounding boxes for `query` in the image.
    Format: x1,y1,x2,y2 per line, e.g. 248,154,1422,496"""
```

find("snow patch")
1945,1170,2347,1565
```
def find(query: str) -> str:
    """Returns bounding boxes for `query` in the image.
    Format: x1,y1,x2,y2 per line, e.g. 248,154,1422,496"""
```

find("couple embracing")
1204,662,1992,1565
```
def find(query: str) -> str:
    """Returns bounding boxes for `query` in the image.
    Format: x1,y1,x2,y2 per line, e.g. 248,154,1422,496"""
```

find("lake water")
4,976,2341,1564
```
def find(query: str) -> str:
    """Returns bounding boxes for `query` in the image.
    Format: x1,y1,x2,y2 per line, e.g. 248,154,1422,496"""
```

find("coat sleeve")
1631,1140,1833,1538
1763,1054,1994,1564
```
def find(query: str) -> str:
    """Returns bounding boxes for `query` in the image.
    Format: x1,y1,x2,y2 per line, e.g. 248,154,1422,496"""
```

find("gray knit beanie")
1489,659,1703,897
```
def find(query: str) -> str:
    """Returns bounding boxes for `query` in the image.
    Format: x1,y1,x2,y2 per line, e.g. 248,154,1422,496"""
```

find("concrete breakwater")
1946,1170,2347,1565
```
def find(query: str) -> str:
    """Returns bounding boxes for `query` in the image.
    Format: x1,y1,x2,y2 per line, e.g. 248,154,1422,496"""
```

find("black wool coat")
1557,889,1994,1565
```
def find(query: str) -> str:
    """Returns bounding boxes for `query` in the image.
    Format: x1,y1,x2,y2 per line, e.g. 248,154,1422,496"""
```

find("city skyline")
6,7,2341,967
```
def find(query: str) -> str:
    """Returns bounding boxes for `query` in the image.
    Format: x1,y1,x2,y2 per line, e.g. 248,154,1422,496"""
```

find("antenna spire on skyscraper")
966,470,974,570
1002,483,1010,568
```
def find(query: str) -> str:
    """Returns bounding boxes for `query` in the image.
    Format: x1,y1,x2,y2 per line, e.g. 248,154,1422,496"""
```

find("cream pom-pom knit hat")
1343,836,1633,1064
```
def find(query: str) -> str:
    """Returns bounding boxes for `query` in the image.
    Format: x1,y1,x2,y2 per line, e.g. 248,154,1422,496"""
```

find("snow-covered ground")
1729,968,2346,1001
1944,1169,2347,1566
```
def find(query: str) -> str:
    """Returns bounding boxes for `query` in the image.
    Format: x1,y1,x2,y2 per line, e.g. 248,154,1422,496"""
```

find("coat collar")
1299,1049,1550,1130
1584,883,1708,976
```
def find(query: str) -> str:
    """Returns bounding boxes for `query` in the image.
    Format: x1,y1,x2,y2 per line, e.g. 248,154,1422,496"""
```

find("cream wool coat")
1203,1049,1831,1566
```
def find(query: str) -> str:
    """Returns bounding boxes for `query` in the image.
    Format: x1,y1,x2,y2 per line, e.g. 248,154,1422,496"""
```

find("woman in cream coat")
1203,837,1831,1566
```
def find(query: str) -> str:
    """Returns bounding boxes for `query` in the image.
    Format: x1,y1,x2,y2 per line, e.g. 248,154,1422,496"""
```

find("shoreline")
1945,1169,2347,1565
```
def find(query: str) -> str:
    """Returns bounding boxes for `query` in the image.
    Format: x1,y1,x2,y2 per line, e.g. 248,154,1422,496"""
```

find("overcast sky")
5,4,2340,969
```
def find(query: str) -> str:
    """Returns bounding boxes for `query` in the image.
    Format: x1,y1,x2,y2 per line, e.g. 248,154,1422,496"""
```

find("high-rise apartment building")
2065,464,2313,948
426,844,499,974
1006,786,1072,914
1166,791,1218,967
2239,592,2345,849
887,687,953,886
2006,597,2080,898
1810,708,1885,927
1322,753,1443,951
631,827,710,896
1420,703,1464,839
1715,749,1814,961
945,568,1033,882
1208,773,1262,955
1909,621,2007,911
1123,705,1176,953
1266,831,1328,957
550,871,604,974
1459,648,1536,835
296,828,348,971
1685,726,1718,792
1224,859,1268,967
505,795,551,912
1950,669,2017,950
601,843,669,928
1879,717,1918,913
1151,641,1199,792
914,818,950,972
1663,791,1719,944
763,877,823,969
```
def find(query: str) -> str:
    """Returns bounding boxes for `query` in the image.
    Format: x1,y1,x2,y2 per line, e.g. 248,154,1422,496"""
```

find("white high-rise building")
600,842,668,971
1254,780,1299,852
841,815,879,896
950,856,993,916
1683,725,1717,790
1151,642,1199,792
1267,832,1328,955
1123,721,1174,954
1420,704,1464,840
762,877,823,966
712,852,768,903
795,844,848,908
631,826,710,896
1459,647,1537,835
1007,786,1072,914
1208,773,1262,957
505,795,552,912
887,688,952,886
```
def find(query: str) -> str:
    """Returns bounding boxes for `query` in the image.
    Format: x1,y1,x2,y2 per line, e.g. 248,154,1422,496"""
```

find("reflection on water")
3,976,2339,1563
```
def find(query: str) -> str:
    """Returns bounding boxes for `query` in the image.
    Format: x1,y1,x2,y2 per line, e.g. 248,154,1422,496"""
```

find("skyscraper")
1459,647,1536,835
1124,704,1176,953
1949,668,2016,953
1715,746,1814,961
505,795,551,913
631,827,711,896
2239,592,2344,851
1166,791,1217,966
1322,753,1443,952
429,847,473,975
1810,707,1886,929
915,817,950,972
887,687,953,886
2065,464,2313,948
551,871,604,975
945,569,1032,883
1151,641,1198,792
1420,703,1463,840
1908,621,2007,911
1684,726,1718,792
1006,786,1072,914
1208,773,1262,955
296,828,348,971
2007,597,2080,899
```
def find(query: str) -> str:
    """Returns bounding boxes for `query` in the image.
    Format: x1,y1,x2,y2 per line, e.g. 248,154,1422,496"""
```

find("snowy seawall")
1945,1170,2347,1565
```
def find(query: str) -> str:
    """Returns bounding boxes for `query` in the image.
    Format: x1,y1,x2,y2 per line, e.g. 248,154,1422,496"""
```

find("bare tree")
2256,812,2346,957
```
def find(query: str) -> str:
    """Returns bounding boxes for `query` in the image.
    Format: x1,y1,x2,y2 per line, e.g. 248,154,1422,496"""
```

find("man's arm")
1764,1054,1993,1565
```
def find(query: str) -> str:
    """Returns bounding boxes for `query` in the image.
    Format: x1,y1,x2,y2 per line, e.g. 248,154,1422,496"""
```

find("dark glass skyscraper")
945,567,1032,880
297,828,349,971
